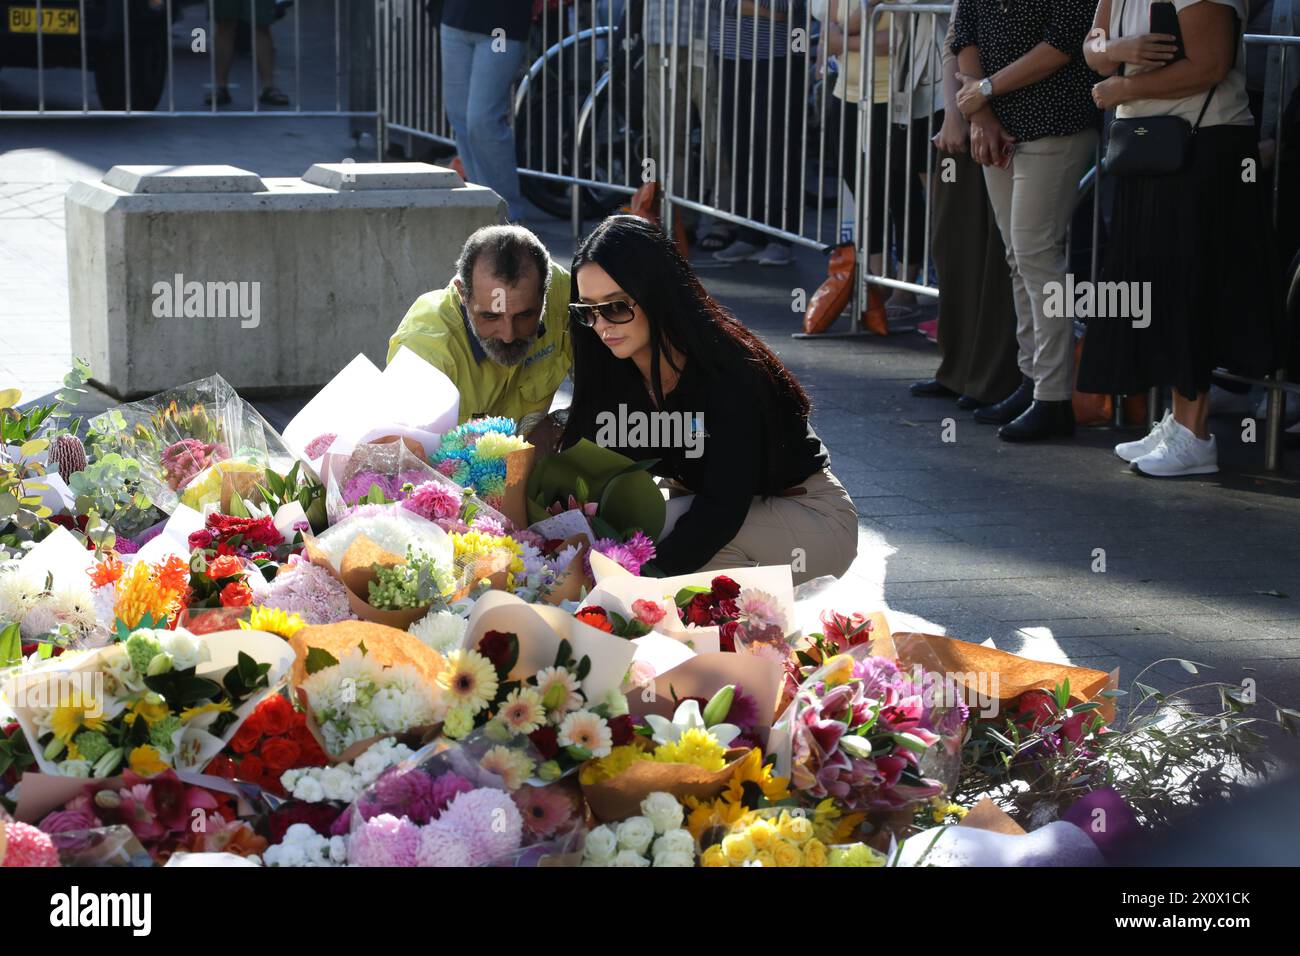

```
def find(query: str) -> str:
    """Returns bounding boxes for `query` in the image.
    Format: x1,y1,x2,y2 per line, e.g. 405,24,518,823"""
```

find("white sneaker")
1114,410,1174,463
754,242,793,266
1130,421,1218,477
712,239,762,263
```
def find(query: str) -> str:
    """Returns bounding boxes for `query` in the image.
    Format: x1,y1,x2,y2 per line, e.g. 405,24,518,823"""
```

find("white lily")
644,699,741,747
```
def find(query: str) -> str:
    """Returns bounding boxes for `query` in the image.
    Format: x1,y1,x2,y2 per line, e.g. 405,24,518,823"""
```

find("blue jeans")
440,25,526,220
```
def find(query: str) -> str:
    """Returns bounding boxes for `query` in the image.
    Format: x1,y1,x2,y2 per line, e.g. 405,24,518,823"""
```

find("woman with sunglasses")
560,216,860,583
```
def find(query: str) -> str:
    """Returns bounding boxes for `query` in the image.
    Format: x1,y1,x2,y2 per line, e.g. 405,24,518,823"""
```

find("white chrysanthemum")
18,603,61,640
408,609,468,656
301,650,438,754
45,583,100,636
0,566,38,623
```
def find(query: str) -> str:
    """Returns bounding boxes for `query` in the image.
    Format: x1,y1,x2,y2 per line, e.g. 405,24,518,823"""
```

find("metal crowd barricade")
0,0,376,135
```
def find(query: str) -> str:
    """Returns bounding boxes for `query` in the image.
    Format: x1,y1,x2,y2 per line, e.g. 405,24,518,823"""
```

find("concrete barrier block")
67,162,504,399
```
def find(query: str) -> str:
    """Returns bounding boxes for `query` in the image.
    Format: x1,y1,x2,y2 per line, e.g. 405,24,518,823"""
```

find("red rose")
478,630,516,671
1014,690,1056,730
575,606,613,633
528,725,559,759
207,554,244,581
607,714,636,746
260,738,302,774
711,575,741,600
236,753,265,781
228,721,262,754
684,594,714,627
290,725,329,765
187,529,215,550
266,802,345,843
205,755,238,779
719,620,740,654
255,695,295,737
219,581,254,607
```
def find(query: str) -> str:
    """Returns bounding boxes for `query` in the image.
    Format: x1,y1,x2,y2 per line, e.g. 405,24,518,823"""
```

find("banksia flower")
48,434,87,481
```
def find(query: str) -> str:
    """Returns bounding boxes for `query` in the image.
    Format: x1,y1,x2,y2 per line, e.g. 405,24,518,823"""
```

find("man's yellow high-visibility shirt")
386,261,573,425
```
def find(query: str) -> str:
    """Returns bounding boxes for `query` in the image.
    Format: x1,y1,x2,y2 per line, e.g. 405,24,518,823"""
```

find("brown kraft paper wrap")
581,747,752,824
500,445,536,532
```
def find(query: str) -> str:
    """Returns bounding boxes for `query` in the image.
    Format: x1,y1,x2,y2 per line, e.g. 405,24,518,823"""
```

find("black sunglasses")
569,297,637,328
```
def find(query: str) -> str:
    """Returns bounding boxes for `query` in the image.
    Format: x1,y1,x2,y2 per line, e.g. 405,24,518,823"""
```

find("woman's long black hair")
561,215,810,448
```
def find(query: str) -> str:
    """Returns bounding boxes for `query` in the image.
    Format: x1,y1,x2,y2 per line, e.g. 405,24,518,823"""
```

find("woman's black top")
439,0,533,42
951,0,1101,143
579,357,828,575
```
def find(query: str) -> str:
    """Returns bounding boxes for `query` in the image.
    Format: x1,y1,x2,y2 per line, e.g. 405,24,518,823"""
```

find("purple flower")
358,767,440,825
428,772,476,818
724,684,760,731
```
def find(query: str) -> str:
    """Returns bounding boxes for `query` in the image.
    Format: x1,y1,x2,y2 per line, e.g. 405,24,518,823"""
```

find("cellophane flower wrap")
342,729,583,866
87,374,298,515
776,644,966,815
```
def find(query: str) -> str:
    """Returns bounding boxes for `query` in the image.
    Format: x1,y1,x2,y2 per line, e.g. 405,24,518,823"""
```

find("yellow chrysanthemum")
128,745,169,776
724,747,791,807
241,606,306,640
654,727,726,771
474,431,529,460
813,796,865,845
50,692,107,744
578,744,651,785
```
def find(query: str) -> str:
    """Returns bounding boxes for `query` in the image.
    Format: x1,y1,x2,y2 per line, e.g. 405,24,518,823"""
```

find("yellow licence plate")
7,7,80,35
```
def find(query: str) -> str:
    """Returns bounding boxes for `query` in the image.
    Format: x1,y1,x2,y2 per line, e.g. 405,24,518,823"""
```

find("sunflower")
723,748,791,808
437,649,499,715
240,606,306,640
683,795,754,843
812,797,866,844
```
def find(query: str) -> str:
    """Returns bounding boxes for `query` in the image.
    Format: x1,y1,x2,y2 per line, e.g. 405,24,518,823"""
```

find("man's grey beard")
472,326,537,367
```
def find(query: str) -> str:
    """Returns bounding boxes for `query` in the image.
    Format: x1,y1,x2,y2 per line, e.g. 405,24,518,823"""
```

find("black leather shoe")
909,378,956,398
998,400,1076,442
973,376,1033,424
955,394,982,410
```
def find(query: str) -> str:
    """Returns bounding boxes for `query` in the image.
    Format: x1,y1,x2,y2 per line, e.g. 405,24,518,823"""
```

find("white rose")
652,851,696,867
159,629,210,672
329,836,349,865
292,774,325,803
583,824,619,864
640,792,685,834
609,849,650,867
652,828,696,859
616,816,656,855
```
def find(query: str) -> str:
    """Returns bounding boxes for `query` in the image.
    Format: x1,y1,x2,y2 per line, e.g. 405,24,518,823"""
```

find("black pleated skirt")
1077,123,1285,399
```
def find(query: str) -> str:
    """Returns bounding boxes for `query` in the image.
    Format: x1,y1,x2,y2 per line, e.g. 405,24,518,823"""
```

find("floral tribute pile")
0,363,1295,869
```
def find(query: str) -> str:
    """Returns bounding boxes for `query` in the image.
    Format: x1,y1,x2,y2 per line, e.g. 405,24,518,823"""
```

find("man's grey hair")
455,224,552,304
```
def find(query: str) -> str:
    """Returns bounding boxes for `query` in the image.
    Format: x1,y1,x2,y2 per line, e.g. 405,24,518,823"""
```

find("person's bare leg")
214,21,236,87
1172,391,1210,440
255,25,275,91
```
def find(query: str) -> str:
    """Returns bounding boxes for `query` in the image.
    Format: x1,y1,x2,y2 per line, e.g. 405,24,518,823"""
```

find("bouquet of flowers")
205,693,330,796
780,649,965,816
1,625,292,778
580,790,697,867
699,807,886,868
87,374,298,515
430,418,532,526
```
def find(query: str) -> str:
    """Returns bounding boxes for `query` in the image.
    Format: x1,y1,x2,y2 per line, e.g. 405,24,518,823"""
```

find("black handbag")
1101,0,1218,177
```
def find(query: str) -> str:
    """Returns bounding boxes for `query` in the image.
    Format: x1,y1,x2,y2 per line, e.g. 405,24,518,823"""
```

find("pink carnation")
2,821,60,867
401,481,461,522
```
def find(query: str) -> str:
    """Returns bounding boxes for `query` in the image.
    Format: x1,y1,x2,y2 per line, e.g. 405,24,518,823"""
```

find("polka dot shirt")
951,0,1103,142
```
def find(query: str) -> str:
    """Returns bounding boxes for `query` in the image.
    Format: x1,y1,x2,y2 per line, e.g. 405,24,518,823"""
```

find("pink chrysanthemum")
439,789,523,866
304,433,338,459
736,588,786,632
348,813,421,867
621,532,657,568
470,514,506,537
428,772,476,817
2,821,60,867
414,820,471,867
358,768,440,825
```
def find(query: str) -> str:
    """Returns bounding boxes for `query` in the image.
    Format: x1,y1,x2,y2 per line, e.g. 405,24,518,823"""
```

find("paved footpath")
3,115,1299,762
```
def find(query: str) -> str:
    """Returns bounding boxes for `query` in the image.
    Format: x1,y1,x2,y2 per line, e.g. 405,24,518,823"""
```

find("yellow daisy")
437,649,499,715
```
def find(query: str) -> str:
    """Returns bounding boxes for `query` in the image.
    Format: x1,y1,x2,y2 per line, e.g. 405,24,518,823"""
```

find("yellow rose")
721,832,756,865
701,844,729,868
753,850,777,868
803,838,829,867
822,654,855,687
778,813,814,844
772,839,802,867
747,820,777,851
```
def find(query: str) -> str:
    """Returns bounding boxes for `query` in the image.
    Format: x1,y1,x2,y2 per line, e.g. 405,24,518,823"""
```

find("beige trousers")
696,468,860,585
644,43,730,206
982,129,1098,401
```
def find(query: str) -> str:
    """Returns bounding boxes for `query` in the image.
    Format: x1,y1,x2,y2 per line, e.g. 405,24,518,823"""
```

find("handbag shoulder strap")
1114,0,1218,128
